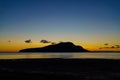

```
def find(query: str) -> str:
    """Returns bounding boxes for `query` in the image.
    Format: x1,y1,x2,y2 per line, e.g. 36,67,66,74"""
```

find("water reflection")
0,52,120,59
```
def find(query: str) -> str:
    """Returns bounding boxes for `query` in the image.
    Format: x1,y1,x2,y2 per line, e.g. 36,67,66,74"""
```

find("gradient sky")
0,0,120,52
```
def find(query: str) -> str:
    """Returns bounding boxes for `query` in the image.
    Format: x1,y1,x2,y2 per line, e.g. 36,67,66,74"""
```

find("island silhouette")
19,42,89,52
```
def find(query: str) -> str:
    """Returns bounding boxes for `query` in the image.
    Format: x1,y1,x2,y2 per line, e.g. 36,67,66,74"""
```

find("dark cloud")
111,46,115,48
8,40,11,43
104,43,108,46
115,45,120,48
40,40,50,43
51,42,56,45
25,39,32,43
40,39,57,45
109,45,120,49
99,48,102,49
100,43,120,49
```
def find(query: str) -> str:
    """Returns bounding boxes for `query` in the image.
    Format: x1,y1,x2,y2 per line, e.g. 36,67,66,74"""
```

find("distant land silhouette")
19,42,89,52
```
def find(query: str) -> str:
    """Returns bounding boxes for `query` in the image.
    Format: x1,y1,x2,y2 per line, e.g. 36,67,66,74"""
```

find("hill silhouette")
19,42,89,52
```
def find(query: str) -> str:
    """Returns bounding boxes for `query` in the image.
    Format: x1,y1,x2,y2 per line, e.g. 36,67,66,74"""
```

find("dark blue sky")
0,0,120,51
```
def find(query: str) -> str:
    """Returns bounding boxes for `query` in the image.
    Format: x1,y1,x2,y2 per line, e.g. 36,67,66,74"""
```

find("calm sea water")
0,52,120,59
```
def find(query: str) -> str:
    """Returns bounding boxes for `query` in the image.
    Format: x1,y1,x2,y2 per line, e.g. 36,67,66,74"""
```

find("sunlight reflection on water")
0,52,120,59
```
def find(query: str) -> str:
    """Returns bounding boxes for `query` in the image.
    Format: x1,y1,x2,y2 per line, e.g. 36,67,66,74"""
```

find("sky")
0,0,120,52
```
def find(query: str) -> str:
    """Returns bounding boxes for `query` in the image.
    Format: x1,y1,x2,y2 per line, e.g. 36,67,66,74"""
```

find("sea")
0,52,120,59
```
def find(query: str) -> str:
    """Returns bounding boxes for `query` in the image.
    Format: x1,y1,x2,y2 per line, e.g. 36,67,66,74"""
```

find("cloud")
40,39,57,45
115,45,120,48
8,40,11,43
40,40,50,43
99,47,102,49
104,43,108,46
51,42,56,45
25,39,32,43
100,44,120,49
110,45,120,48
111,46,115,48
